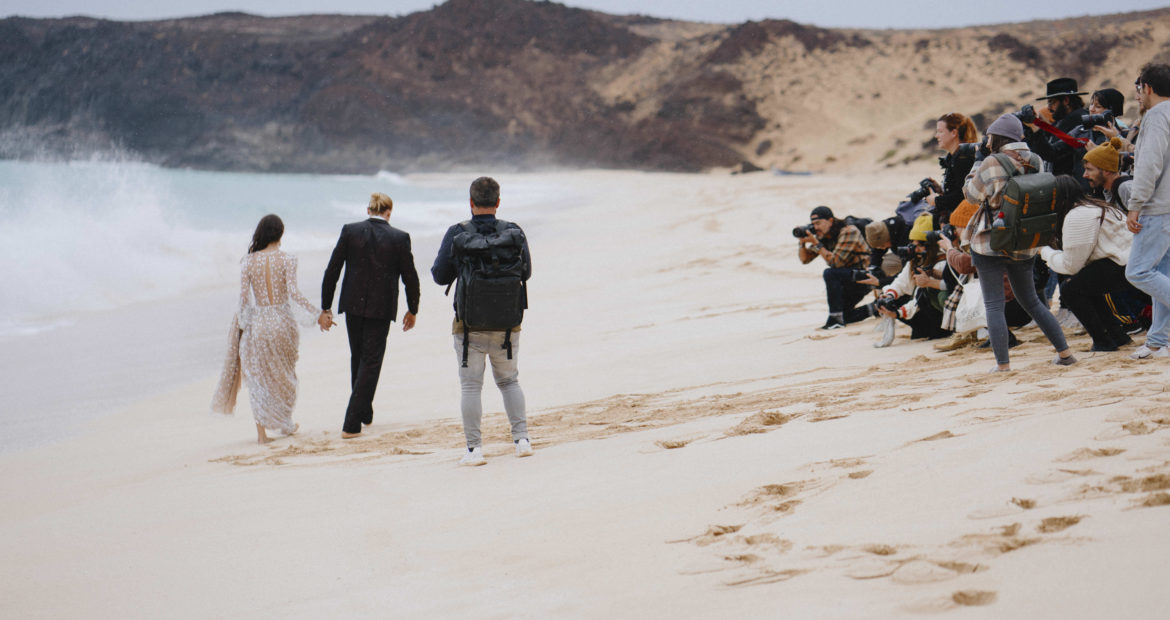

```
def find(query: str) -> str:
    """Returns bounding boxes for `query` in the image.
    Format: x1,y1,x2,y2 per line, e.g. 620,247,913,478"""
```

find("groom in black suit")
321,193,420,438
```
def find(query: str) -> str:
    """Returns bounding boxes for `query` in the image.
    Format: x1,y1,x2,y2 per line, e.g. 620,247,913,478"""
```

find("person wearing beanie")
1083,137,1134,210
1022,77,1092,183
797,206,875,330
963,114,1077,372
864,217,908,280
871,213,951,341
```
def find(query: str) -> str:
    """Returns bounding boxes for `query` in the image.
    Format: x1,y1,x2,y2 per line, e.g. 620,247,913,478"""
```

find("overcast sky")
4,0,1170,29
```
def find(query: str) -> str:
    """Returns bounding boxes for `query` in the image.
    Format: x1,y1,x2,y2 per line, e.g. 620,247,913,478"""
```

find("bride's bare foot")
256,424,273,444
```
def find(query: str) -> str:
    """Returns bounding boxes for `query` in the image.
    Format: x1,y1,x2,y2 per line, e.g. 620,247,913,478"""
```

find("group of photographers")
797,65,1170,371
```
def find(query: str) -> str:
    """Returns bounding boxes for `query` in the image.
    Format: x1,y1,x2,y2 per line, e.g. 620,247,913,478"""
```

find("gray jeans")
453,331,527,448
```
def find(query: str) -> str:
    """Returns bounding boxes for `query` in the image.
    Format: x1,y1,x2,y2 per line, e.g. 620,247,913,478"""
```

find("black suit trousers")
343,314,392,433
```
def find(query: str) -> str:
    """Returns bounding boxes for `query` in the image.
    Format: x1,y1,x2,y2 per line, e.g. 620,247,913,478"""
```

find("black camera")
1078,111,1114,128
908,178,935,203
924,224,956,245
1122,152,1135,172
955,136,990,162
894,245,915,261
852,267,878,282
875,294,900,313
792,223,816,239
1013,103,1037,125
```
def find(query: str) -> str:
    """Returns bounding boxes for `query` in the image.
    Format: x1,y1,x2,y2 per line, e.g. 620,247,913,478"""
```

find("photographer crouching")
871,214,953,340
797,206,876,330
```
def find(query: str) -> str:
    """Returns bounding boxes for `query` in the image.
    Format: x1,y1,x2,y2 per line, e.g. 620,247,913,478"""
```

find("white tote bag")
955,277,987,334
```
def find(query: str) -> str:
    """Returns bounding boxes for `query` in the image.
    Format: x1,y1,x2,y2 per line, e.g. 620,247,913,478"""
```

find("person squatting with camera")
870,213,955,341
797,206,878,330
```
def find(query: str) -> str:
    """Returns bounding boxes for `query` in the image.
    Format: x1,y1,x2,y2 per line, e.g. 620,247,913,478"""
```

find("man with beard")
1083,137,1132,209
1023,77,1092,186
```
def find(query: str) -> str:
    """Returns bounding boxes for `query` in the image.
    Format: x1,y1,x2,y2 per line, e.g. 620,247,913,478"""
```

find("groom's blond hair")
368,193,393,215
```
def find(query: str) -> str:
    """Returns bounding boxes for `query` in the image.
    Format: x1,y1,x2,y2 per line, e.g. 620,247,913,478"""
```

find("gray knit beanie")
987,113,1024,141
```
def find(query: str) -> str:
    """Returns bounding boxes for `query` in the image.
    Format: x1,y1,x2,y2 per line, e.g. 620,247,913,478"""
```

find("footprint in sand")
1037,516,1084,533
1024,468,1098,484
1055,447,1125,462
842,556,899,580
903,590,998,613
890,560,962,585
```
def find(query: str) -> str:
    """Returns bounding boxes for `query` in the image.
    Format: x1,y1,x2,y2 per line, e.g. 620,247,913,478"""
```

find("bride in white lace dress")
211,214,322,443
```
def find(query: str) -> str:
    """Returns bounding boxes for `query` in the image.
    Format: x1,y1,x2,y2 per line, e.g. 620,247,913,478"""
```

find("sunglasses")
1136,78,1145,93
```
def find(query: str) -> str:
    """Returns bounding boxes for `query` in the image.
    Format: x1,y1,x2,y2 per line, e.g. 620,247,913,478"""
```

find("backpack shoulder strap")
458,220,476,234
990,153,1022,178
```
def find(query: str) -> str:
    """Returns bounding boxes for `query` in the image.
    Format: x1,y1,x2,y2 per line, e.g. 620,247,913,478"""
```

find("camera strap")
1033,118,1090,150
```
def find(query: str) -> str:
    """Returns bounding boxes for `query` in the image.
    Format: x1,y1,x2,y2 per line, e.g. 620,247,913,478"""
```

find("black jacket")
321,217,420,320
1024,106,1090,183
935,149,976,224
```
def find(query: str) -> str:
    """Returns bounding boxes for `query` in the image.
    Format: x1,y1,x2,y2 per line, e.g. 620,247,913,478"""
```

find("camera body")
852,266,879,282
1078,111,1114,129
893,245,915,261
792,223,817,239
924,224,956,245
875,293,901,313
1013,103,1037,125
908,178,935,203
955,136,990,162
1122,152,1135,172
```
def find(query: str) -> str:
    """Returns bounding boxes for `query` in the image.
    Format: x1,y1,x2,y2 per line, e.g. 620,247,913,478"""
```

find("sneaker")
515,438,534,458
1053,354,1078,366
1126,324,1146,336
1130,344,1170,360
821,316,845,330
459,446,486,466
1055,308,1083,331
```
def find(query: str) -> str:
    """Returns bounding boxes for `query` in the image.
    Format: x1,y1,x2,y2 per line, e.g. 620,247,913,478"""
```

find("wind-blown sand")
2,168,1168,618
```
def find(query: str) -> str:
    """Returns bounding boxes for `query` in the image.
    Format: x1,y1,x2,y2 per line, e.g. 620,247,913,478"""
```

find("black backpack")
450,219,528,367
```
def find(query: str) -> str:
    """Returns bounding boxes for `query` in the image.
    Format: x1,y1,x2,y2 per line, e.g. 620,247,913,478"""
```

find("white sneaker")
1130,344,1170,360
515,438,533,457
459,447,486,466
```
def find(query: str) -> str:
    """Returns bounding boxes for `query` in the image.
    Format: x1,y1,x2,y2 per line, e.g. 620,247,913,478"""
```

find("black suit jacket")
322,218,420,321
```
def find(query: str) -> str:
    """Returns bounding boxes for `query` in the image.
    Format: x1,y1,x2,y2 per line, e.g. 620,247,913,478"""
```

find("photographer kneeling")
797,206,875,330
872,214,952,340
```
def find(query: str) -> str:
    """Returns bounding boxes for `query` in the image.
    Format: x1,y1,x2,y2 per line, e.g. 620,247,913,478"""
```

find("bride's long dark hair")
249,214,284,253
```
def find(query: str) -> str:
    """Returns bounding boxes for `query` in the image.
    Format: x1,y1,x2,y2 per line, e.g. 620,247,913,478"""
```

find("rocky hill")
2,0,1170,173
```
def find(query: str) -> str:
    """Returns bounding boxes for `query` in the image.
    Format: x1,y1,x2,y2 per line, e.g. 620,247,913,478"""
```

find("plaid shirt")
825,224,870,269
962,147,1044,260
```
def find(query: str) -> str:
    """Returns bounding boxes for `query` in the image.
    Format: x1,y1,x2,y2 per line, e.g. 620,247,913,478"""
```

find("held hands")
318,310,336,332
402,312,416,332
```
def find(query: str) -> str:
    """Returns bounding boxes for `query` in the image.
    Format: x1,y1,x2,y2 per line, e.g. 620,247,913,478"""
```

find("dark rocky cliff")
2,0,1169,173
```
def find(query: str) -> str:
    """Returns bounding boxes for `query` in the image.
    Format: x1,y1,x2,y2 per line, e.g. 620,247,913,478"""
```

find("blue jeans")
453,331,527,449
1125,212,1170,348
971,254,1068,366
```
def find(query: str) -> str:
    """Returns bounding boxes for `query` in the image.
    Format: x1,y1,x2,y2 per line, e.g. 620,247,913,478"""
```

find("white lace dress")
210,250,319,432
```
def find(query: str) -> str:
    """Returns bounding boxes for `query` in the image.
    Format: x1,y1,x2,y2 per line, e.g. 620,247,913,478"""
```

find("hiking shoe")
459,447,486,466
1130,345,1170,360
1053,354,1078,366
515,438,533,458
821,316,845,330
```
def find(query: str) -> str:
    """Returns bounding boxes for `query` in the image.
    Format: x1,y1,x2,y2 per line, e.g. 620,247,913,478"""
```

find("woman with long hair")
211,214,321,443
1040,176,1135,351
927,112,980,227
962,113,1076,372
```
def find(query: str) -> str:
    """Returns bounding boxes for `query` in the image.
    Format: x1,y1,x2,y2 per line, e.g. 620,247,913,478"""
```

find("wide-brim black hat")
1036,77,1089,100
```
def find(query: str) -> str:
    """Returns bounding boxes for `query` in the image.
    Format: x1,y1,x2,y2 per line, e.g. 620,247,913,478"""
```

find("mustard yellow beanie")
908,213,934,241
1083,137,1124,173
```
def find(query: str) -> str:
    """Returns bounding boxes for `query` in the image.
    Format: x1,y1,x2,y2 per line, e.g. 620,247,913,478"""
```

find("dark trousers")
1061,259,1133,350
824,268,872,324
343,314,392,434
898,292,950,340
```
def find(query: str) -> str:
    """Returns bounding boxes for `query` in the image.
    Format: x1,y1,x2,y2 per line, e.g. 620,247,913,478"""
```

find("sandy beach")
2,168,1168,618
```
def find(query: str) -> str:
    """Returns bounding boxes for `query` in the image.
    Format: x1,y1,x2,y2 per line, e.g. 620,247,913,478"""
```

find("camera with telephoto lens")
924,224,956,245
792,223,816,239
1013,103,1037,125
1077,111,1114,129
908,178,935,203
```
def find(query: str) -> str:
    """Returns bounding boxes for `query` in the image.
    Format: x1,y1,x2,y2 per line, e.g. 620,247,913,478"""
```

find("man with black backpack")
431,176,532,466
